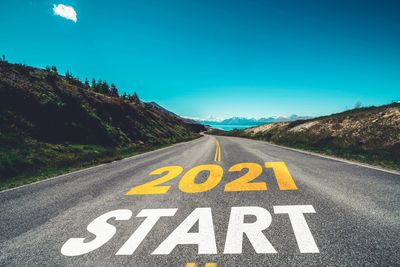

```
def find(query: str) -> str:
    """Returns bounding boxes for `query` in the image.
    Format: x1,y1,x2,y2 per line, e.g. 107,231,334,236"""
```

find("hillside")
0,61,206,188
147,101,203,126
210,103,400,169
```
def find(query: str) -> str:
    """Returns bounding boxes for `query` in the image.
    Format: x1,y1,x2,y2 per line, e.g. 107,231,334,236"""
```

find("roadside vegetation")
0,61,205,190
209,102,400,170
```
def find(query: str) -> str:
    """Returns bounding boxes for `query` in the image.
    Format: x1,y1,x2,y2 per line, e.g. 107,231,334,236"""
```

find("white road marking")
274,205,319,253
224,206,276,254
61,209,132,256
152,208,217,255
117,209,177,255
60,206,319,256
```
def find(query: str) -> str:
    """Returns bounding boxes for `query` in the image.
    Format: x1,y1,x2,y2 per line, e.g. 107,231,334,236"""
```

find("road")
1,134,399,266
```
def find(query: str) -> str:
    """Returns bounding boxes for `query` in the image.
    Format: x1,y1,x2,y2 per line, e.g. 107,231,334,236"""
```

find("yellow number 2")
224,163,266,192
126,166,183,195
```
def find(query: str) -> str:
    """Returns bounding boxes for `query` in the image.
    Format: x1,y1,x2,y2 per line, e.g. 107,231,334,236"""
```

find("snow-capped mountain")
193,115,312,125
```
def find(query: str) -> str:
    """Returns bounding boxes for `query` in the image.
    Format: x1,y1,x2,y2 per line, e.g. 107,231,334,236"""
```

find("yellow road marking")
186,263,217,267
214,141,219,161
265,162,298,190
214,140,221,162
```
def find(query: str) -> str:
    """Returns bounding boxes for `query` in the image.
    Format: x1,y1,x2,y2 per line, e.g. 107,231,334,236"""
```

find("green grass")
0,135,201,191
208,131,400,171
271,140,400,170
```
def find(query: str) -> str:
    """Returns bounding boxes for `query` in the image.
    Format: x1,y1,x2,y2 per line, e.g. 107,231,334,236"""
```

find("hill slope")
0,61,206,188
210,103,400,169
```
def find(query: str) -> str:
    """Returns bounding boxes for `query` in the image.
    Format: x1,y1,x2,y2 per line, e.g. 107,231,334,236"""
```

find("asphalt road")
1,135,399,266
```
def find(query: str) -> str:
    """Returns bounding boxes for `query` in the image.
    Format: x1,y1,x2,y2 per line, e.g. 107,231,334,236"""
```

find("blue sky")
1,0,399,119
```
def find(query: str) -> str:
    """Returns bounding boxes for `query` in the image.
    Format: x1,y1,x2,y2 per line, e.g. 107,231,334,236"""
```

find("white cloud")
53,4,77,23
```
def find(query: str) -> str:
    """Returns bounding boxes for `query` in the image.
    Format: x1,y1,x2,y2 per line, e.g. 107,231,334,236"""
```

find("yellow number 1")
265,162,298,190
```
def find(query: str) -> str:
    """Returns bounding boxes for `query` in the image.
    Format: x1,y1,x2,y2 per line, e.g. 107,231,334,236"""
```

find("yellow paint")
214,140,221,162
125,161,296,195
214,141,218,161
265,162,298,190
179,164,223,193
126,166,183,195
224,163,267,192
186,263,217,267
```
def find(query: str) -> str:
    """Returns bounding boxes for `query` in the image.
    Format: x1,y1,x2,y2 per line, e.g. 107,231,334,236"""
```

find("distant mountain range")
209,102,400,170
194,115,312,126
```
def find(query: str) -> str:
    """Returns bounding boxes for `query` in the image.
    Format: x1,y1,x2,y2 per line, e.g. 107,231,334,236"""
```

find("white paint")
152,208,217,255
273,205,319,253
60,204,319,256
224,206,277,254
61,209,132,256
116,208,177,255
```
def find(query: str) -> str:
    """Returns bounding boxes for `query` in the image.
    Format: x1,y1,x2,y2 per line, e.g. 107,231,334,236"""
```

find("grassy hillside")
0,61,206,190
209,103,400,170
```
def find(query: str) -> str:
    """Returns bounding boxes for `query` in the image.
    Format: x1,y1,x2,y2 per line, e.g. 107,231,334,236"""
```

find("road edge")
223,135,400,175
0,135,206,194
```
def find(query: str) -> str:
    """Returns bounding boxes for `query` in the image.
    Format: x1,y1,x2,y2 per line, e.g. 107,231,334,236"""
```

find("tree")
84,78,90,89
132,92,140,103
99,81,110,95
91,79,97,92
120,92,140,103
46,65,58,82
65,70,73,80
121,92,128,100
110,83,119,97
51,66,58,73
46,65,58,74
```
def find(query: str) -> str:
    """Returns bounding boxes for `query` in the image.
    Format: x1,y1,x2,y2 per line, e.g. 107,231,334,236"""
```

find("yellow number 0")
179,164,223,193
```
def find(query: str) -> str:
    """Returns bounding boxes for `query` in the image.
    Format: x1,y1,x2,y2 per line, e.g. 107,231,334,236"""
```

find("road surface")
1,135,399,266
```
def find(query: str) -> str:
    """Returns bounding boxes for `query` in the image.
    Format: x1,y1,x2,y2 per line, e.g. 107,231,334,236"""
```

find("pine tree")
65,70,73,80
121,92,128,100
46,65,58,82
100,81,110,95
84,78,90,89
91,79,97,92
132,92,140,103
110,83,119,97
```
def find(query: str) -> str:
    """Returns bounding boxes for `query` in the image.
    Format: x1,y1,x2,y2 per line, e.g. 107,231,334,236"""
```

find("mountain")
146,101,204,130
209,103,400,169
0,61,206,184
196,115,312,126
